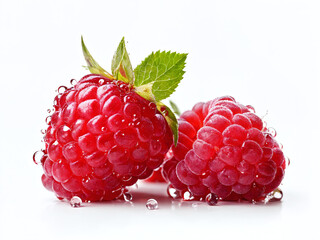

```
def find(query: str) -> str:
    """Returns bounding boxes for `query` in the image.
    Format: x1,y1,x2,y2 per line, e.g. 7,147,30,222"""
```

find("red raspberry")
163,96,287,202
35,37,187,202
40,74,172,202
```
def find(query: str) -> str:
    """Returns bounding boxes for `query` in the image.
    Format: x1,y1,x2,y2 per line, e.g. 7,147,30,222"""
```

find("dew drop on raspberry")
70,196,82,208
206,193,219,206
167,185,180,199
181,191,193,201
123,192,133,202
33,150,45,165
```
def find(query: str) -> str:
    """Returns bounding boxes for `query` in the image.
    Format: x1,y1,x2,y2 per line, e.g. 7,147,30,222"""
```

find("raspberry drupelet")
163,96,287,202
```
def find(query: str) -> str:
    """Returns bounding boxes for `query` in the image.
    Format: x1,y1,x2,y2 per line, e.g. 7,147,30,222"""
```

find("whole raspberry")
163,96,287,202
35,37,187,202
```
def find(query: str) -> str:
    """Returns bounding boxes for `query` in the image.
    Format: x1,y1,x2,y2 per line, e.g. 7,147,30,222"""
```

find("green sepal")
81,36,114,79
111,37,134,85
156,102,178,146
169,100,181,116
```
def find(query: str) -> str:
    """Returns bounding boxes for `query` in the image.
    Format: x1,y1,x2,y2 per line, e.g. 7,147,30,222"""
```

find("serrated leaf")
81,36,114,79
156,102,178,146
111,37,134,84
134,51,187,101
169,100,181,116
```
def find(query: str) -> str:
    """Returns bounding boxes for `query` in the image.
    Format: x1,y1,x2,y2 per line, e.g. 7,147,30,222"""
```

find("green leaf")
156,102,179,146
134,51,187,101
169,100,181,116
81,36,114,79
111,37,134,84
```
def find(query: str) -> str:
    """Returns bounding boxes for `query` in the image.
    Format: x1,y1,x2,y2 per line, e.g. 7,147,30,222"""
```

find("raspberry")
163,96,287,202
35,37,187,202
40,74,173,201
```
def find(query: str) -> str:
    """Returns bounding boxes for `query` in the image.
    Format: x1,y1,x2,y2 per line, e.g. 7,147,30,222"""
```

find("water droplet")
70,196,82,207
46,116,52,125
57,196,64,201
182,191,194,201
205,193,219,206
264,189,283,203
286,157,291,167
251,199,257,204
148,102,156,111
41,129,47,135
267,127,277,137
123,193,133,202
99,79,105,85
146,199,158,210
101,127,106,131
58,86,67,94
70,79,77,85
47,109,51,113
246,105,255,113
134,183,138,189
167,185,180,199
33,151,44,165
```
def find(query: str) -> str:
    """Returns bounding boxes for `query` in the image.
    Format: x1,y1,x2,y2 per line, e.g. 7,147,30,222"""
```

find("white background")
0,0,319,239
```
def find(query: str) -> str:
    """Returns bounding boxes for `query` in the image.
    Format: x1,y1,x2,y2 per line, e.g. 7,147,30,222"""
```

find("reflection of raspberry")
163,96,287,202
41,74,172,202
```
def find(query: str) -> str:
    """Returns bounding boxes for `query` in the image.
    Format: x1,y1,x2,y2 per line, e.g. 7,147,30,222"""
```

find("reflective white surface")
0,0,319,239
